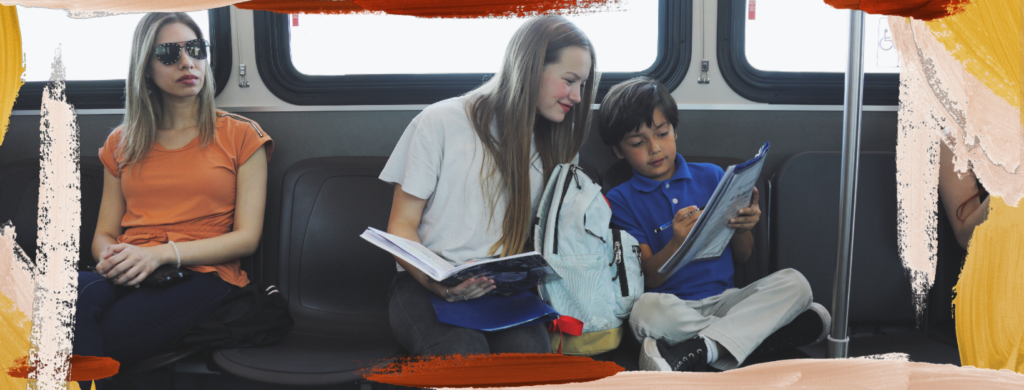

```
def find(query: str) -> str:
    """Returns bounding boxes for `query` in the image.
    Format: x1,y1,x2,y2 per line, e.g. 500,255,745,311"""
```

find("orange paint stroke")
236,0,622,18
6,354,119,382
363,353,623,388
824,0,971,21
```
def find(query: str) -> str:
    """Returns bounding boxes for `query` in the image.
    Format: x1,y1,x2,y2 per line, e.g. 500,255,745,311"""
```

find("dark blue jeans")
74,271,237,389
388,272,551,356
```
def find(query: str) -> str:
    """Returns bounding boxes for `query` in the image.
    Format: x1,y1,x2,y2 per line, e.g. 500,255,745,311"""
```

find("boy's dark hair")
597,76,679,146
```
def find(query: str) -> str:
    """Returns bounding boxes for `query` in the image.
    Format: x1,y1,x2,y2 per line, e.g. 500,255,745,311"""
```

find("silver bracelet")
168,241,182,268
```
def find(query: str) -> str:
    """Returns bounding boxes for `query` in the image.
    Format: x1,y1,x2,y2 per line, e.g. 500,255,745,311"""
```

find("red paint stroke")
824,0,972,21
237,0,620,18
363,353,623,388
6,355,119,381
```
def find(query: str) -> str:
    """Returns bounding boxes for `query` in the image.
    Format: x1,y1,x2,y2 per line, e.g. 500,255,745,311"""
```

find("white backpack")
534,164,645,355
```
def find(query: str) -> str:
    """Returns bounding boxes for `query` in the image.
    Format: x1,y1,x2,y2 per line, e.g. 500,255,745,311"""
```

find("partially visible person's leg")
99,272,238,365
698,268,813,370
74,272,119,359
389,272,490,356
74,271,120,390
485,323,551,354
629,292,712,345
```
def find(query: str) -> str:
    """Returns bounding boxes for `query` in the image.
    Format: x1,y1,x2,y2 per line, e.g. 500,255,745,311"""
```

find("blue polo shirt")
606,154,734,301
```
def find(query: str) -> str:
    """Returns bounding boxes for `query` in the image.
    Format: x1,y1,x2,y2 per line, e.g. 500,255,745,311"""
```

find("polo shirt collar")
629,153,692,193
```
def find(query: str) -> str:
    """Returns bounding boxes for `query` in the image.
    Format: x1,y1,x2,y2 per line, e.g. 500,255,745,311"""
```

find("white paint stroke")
28,45,80,390
0,221,36,320
0,0,239,17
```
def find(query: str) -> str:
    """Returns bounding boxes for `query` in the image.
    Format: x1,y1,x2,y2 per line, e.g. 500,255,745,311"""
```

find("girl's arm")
388,184,495,301
938,141,990,249
99,146,269,286
92,169,127,264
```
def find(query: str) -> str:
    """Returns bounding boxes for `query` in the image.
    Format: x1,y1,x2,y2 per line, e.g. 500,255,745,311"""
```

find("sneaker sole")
638,337,673,372
807,302,832,344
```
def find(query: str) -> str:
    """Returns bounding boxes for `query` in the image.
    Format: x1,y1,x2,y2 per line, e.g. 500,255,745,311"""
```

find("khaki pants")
629,268,812,370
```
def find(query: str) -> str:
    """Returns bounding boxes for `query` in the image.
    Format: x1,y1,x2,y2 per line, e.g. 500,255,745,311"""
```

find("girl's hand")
728,187,761,233
96,243,170,286
438,276,495,302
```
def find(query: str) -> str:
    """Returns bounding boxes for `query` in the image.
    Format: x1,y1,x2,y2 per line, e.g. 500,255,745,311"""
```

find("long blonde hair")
468,16,599,257
119,12,217,173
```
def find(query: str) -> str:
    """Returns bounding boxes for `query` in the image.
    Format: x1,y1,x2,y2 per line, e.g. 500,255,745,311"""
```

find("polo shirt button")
673,198,678,204
665,183,670,188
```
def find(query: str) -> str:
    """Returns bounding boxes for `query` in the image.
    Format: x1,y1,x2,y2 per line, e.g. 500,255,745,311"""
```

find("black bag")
168,284,293,351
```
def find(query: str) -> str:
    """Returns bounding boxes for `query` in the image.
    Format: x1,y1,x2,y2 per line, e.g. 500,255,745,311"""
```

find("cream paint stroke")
1,222,36,321
27,46,80,390
889,16,1024,320
0,0,238,17
439,359,1024,390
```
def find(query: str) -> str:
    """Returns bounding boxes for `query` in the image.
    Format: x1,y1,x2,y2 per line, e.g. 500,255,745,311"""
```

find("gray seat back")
771,151,913,324
278,156,397,339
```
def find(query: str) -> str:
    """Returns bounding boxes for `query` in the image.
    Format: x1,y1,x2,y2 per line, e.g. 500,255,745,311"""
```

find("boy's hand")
671,206,702,243
728,187,761,233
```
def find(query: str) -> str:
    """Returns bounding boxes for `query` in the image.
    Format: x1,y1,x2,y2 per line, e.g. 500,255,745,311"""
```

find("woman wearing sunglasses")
73,12,272,387
380,15,597,356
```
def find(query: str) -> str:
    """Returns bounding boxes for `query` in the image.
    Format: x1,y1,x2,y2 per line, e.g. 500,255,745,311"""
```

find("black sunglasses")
153,39,210,65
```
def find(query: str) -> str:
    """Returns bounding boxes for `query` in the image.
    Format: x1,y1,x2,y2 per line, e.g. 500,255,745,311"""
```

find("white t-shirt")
380,96,571,268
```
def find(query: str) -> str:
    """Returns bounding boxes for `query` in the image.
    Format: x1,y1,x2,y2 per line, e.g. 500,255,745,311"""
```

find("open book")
659,142,770,277
360,227,557,295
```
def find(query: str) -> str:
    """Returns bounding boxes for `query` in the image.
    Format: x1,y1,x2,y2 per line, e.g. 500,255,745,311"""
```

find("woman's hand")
96,243,172,286
437,276,495,302
728,187,761,233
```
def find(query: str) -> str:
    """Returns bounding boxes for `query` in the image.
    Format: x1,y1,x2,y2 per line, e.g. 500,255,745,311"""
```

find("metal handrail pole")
827,9,866,359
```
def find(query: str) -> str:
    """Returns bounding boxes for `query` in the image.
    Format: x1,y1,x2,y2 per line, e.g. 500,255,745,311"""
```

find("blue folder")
428,290,560,332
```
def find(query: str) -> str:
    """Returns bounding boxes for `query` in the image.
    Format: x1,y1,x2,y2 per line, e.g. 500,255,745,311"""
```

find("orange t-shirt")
98,111,273,287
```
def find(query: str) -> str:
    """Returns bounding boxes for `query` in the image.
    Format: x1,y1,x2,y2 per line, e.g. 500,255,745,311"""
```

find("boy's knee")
776,268,813,303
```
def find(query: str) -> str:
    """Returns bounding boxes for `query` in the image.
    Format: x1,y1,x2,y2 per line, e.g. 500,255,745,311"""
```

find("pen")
653,206,703,233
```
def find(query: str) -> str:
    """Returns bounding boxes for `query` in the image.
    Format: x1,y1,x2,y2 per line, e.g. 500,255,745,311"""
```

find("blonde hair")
119,12,217,173
468,16,599,257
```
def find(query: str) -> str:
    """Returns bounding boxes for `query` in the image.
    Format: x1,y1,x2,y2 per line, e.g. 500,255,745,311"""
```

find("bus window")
717,0,899,105
14,7,229,110
252,0,692,105
744,0,898,74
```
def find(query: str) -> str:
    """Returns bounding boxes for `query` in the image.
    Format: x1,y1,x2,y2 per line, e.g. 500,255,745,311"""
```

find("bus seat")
0,157,106,270
771,151,959,365
601,157,771,289
212,156,402,386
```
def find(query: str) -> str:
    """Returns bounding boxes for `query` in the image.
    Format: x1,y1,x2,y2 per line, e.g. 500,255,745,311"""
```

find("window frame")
253,0,691,105
13,7,232,110
717,0,898,105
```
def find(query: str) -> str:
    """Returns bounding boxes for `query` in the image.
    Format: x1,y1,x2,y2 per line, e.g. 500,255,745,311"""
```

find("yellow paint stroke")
0,5,25,146
1,291,31,390
953,196,1024,374
925,0,1021,113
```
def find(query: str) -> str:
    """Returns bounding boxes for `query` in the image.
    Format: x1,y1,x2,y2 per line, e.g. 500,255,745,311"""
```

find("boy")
598,77,830,372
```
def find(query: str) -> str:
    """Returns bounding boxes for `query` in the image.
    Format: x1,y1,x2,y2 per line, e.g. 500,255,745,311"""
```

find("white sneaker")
638,337,672,371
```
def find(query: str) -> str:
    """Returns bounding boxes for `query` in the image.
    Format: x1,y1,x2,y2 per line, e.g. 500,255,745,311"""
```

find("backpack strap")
611,229,629,297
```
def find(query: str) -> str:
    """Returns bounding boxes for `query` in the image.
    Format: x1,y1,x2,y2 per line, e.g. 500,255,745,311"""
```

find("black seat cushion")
214,331,400,385
213,156,401,385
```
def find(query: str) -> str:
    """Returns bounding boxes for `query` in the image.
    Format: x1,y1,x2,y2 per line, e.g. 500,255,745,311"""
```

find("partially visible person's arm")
938,141,990,249
637,206,702,288
728,187,761,263
92,169,126,265
388,184,494,301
